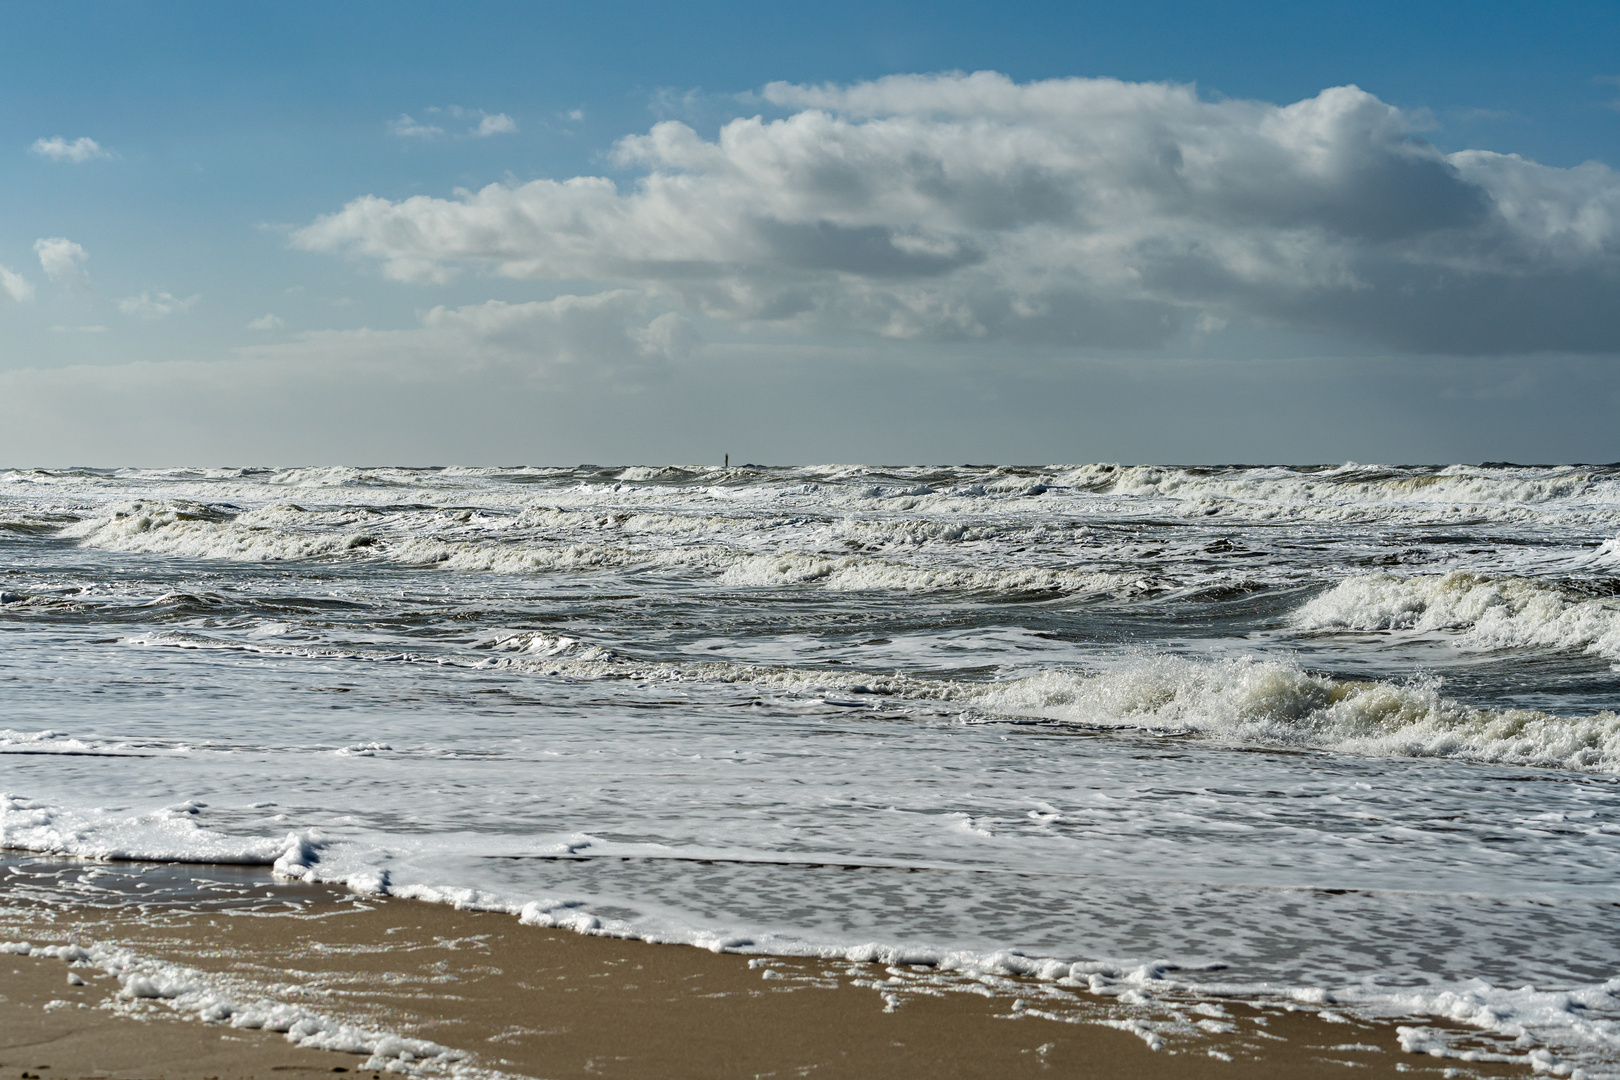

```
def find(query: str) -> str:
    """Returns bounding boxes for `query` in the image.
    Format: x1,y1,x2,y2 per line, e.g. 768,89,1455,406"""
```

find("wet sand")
1,863,1531,1080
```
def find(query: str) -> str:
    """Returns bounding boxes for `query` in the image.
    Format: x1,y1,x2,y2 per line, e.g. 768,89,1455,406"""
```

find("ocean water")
4,463,1620,1071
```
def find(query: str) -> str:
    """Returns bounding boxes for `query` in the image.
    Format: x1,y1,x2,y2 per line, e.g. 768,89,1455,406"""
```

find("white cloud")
475,112,517,136
390,107,516,139
240,291,694,385
119,291,200,319
247,313,286,331
0,265,35,303
300,72,1620,354
34,237,88,284
30,136,113,163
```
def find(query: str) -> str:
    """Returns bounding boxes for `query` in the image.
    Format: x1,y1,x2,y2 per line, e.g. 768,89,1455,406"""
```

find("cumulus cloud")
390,107,517,139
34,237,88,284
119,291,200,319
475,112,517,136
30,136,113,163
247,313,286,331
0,265,34,303
299,72,1620,354
240,290,695,384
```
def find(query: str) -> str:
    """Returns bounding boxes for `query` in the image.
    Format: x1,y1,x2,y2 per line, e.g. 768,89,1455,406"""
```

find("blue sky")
3,1,1619,465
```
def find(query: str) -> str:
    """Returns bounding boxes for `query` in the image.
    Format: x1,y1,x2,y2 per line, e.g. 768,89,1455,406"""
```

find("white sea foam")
16,460,1620,520
5,820,1614,1075
0,793,318,866
481,640,1620,773
0,729,99,754
103,602,1620,773
63,503,375,561
42,464,1620,609
1293,571,1620,660
977,656,1620,771
479,630,617,662
61,503,1151,596
391,530,1143,595
11,462,1620,1075
710,550,1142,594
1059,462,1620,513
1382,978,1620,1075
0,937,467,1074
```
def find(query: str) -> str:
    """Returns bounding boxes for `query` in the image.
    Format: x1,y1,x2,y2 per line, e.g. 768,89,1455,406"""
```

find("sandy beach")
1,863,1531,1080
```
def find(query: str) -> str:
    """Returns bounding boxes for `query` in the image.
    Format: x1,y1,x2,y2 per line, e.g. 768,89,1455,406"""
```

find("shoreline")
1,859,1537,1079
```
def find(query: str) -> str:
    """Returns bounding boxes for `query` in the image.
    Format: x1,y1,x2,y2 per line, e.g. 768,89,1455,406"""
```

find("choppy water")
5,463,1620,1071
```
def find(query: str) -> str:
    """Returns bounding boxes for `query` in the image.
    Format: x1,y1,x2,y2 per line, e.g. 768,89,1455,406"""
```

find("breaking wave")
61,502,1150,597
970,655,1620,772
469,638,1620,773
1293,571,1620,660
105,618,1620,775
1057,462,1620,517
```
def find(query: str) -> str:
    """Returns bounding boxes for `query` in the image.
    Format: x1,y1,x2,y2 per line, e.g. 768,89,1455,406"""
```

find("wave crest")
1292,571,1620,659
480,639,1620,773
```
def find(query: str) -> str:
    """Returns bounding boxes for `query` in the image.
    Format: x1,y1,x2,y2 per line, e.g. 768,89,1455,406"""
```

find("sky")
2,0,1619,466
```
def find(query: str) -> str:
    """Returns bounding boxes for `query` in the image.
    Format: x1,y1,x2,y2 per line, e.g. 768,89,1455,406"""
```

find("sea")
4,463,1620,1073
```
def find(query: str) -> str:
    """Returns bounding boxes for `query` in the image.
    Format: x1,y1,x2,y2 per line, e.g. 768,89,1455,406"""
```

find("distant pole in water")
724,453,729,469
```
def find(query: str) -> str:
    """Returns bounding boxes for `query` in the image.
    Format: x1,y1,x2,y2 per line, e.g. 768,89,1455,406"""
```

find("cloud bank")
299,72,1620,355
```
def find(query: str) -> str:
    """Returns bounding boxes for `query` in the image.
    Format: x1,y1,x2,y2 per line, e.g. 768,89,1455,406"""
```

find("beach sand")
1,866,1531,1080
